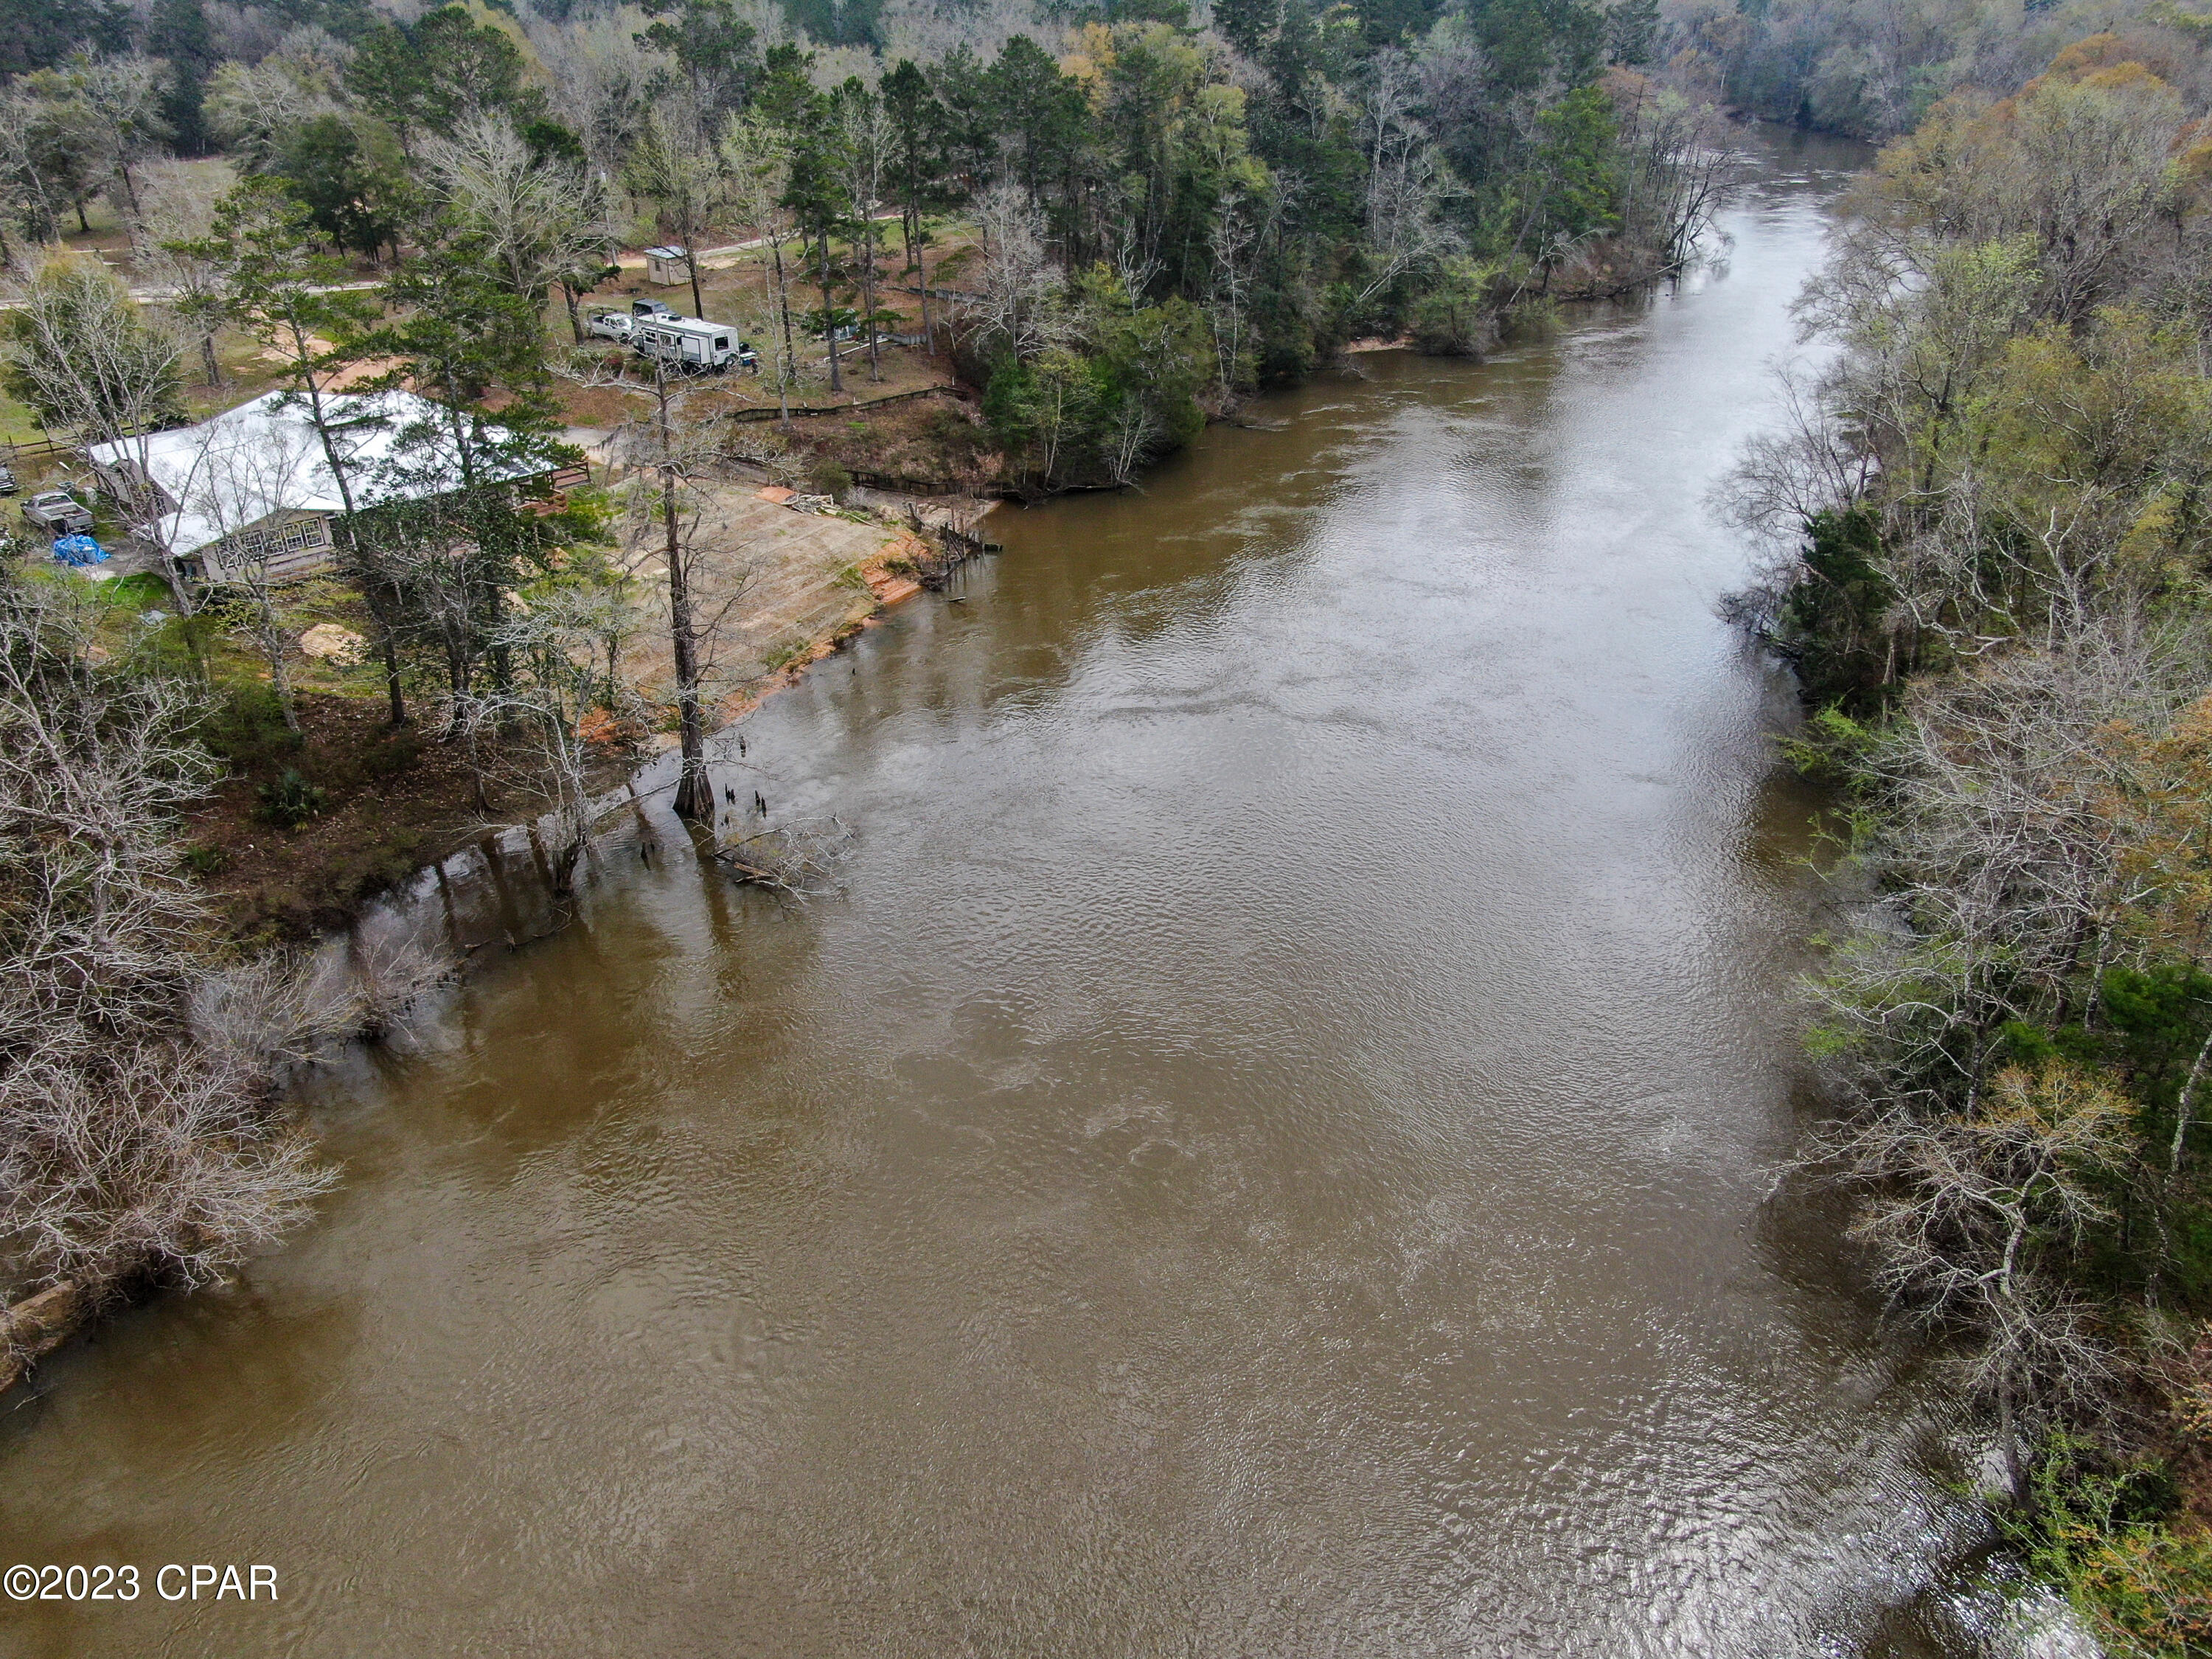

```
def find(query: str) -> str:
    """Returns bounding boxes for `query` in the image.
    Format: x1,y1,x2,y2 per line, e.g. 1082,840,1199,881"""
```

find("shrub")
201,685,303,769
2006,1436,2212,1658
1498,298,1559,343
359,730,423,779
1411,260,1499,357
807,457,854,500
255,768,326,829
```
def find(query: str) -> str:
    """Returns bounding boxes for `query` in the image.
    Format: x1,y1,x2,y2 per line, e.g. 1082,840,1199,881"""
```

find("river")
2,127,2011,1658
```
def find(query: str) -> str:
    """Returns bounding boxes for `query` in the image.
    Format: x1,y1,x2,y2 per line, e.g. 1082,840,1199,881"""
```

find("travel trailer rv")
632,315,738,373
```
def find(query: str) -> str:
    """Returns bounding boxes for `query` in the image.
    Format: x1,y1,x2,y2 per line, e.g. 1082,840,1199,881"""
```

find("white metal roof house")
85,390,552,585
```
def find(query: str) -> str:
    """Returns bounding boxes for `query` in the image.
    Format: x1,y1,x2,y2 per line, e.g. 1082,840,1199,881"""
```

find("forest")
0,0,1727,450
1725,6,2212,1649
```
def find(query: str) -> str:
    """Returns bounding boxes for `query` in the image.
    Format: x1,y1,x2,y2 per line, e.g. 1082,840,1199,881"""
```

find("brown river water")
3,128,2020,1658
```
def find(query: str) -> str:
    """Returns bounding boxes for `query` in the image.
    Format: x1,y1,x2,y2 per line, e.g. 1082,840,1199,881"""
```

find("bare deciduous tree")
60,52,173,223
0,88,63,250
179,428,321,729
133,161,231,389
837,90,894,381
568,352,757,824
1,251,192,588
422,114,616,344
1102,395,1160,488
0,572,338,1304
1811,1060,2138,1478
525,12,672,178
1,251,187,455
1354,49,1460,307
968,181,1057,360
458,566,650,888
626,97,726,322
203,51,336,170
721,113,804,425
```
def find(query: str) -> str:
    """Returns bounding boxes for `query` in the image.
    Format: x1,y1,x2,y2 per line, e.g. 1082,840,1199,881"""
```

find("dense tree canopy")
1722,14,2212,1646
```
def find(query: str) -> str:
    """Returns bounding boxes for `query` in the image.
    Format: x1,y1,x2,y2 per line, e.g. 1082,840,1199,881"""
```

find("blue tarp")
51,534,107,568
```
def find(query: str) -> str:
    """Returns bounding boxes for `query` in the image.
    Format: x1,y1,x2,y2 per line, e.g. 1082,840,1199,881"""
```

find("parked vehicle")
632,316,738,373
630,299,677,321
586,311,635,343
24,490,92,536
0,463,19,496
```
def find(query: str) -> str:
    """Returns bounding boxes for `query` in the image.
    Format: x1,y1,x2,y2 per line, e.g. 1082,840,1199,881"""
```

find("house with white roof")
85,390,562,585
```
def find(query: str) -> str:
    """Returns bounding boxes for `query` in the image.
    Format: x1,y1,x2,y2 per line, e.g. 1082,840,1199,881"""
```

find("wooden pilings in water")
902,504,999,590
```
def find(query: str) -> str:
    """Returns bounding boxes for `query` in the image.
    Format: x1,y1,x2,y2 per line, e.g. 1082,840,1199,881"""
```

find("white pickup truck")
585,311,635,344
23,489,93,536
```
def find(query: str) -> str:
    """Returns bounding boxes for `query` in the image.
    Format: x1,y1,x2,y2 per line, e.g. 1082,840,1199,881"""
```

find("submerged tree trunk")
654,359,709,822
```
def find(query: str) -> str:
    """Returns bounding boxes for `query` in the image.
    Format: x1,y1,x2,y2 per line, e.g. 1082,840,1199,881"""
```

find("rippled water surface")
1,128,1991,1658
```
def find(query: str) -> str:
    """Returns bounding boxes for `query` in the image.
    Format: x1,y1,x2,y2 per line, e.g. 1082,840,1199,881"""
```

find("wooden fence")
4,437,79,476
846,467,990,498
725,385,959,426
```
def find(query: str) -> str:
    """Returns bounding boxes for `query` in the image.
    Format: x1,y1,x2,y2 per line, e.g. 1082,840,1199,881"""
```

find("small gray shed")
644,246,693,287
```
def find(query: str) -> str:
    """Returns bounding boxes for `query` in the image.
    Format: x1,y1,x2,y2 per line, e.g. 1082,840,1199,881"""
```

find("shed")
644,246,692,287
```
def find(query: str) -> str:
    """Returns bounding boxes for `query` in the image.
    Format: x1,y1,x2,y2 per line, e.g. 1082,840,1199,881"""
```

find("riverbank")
163,482,969,942
0,484,984,1396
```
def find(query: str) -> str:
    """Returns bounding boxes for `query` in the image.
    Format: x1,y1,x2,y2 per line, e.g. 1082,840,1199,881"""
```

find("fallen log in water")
0,1280,86,1396
712,819,856,898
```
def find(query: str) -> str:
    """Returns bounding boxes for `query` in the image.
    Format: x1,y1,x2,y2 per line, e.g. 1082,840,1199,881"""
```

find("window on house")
228,516,330,564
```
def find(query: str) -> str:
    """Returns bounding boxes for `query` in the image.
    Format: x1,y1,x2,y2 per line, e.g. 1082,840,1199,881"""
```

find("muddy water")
1,129,1992,1658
